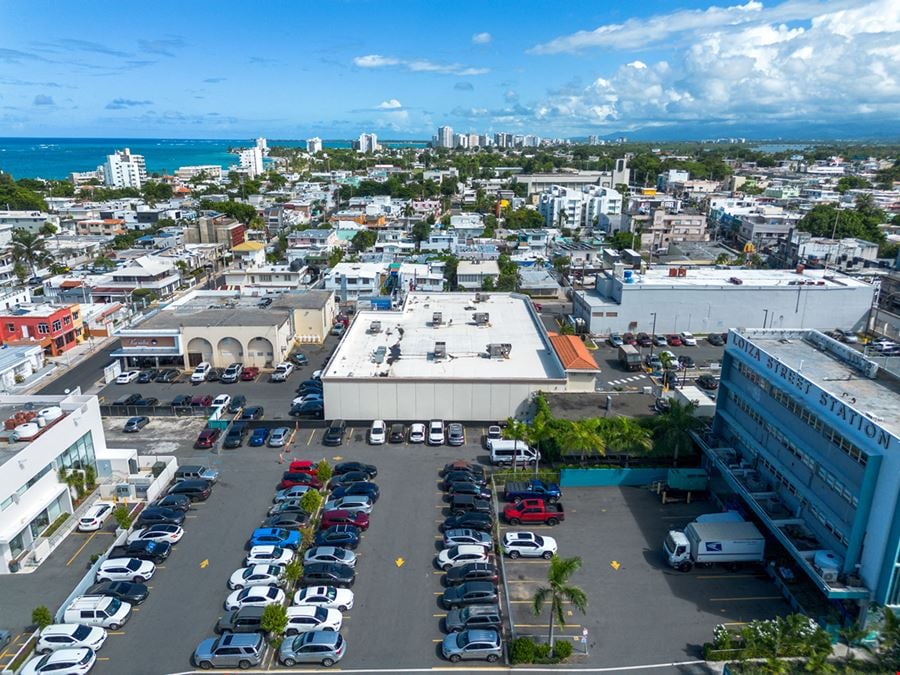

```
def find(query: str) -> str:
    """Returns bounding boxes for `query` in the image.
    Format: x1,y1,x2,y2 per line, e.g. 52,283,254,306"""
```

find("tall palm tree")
532,555,588,648
601,416,652,456
653,399,704,465
559,418,606,463
10,228,52,277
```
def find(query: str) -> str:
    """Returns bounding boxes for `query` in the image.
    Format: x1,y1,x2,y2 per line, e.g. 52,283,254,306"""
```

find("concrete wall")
181,321,292,368
560,467,669,487
565,372,598,393
291,296,337,343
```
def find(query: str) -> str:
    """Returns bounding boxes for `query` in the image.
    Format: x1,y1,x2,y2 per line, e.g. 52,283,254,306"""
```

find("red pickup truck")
502,498,565,526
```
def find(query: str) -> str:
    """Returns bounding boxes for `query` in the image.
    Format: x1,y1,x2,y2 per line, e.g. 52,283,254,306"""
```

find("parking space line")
0,634,22,661
710,595,782,602
433,613,446,617
696,574,767,580
108,631,126,635
66,531,96,566
306,430,316,445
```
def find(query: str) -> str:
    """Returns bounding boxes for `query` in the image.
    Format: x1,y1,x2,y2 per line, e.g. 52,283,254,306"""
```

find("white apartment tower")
255,137,269,156
102,148,147,189
356,133,379,153
306,137,323,154
238,146,264,178
437,126,454,149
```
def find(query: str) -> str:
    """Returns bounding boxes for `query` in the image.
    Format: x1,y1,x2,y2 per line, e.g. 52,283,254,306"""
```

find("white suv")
95,558,155,583
435,545,490,571
502,532,557,559
37,624,107,654
190,362,211,384
63,596,131,629
271,363,294,382
428,420,445,446
369,419,386,445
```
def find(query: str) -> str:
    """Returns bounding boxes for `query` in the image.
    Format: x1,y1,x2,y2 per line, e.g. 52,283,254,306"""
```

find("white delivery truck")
664,520,765,572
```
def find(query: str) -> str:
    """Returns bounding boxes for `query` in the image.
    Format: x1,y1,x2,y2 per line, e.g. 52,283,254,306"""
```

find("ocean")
0,137,429,180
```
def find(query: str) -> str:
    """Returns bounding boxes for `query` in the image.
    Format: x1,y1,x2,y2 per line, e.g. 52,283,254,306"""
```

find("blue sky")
1,0,898,139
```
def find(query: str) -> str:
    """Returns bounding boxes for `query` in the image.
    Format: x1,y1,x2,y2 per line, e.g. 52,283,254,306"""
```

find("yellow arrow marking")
610,560,621,570
200,559,209,569
395,557,405,567
332,456,343,461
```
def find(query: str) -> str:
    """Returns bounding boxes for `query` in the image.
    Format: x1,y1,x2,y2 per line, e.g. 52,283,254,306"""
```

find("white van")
191,362,211,384
488,439,540,466
63,596,132,629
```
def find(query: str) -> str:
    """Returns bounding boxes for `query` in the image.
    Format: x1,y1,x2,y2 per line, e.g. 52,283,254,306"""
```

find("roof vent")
486,343,512,359
472,312,490,326
368,321,382,334
432,312,442,327
434,341,447,360
474,293,490,303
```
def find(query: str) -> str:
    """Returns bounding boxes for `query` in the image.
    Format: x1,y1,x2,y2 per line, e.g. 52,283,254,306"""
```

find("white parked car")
408,423,426,443
190,362,211,384
274,486,313,503
679,332,697,346
20,648,95,675
115,370,139,384
435,545,490,571
228,564,284,590
502,532,557,559
428,420,445,445
95,558,155,583
285,606,342,636
126,524,184,545
369,419,386,445
245,545,294,567
443,528,493,550
224,585,285,611
292,585,354,611
303,546,358,568
36,624,106,654
211,394,231,409
323,496,373,514
77,502,114,532
271,362,294,382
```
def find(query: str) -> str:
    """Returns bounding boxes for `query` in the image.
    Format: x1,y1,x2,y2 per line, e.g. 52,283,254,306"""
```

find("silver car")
447,423,465,446
279,630,346,667
441,628,502,662
268,427,290,448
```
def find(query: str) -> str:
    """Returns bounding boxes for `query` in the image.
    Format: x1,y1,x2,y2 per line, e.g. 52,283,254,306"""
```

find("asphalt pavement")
37,339,121,395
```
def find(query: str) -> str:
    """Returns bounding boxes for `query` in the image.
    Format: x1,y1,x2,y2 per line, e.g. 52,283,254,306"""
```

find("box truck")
618,344,642,371
664,520,765,572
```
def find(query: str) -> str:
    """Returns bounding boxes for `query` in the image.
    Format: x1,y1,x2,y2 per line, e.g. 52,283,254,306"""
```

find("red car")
666,334,683,346
288,460,318,476
241,367,260,381
320,509,369,531
191,394,213,406
278,472,323,490
194,428,221,449
622,332,638,346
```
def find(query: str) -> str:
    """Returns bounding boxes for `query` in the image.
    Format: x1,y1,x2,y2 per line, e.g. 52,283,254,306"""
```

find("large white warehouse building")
322,293,575,421
573,266,875,336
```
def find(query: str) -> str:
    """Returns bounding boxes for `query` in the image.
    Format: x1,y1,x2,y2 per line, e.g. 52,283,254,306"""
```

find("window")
6,323,13,332
38,323,50,334
52,320,62,332
63,316,71,325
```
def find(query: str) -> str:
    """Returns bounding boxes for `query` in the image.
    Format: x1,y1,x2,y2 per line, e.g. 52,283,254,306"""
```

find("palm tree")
653,399,704,465
601,416,652,457
10,228,52,277
532,555,588,648
559,418,606,463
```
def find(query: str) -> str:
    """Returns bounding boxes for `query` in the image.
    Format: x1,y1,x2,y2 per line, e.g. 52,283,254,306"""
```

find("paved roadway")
37,339,121,395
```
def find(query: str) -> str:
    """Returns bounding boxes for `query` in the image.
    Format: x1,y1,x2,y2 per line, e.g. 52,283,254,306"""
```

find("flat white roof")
324,292,566,381
622,267,870,289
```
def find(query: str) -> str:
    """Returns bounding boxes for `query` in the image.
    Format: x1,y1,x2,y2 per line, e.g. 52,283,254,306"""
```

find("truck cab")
664,530,691,570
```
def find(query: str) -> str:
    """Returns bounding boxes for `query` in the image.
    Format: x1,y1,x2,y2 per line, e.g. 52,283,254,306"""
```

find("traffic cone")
278,452,284,464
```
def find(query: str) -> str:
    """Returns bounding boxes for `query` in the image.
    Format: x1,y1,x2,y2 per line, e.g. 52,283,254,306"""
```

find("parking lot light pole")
649,313,657,359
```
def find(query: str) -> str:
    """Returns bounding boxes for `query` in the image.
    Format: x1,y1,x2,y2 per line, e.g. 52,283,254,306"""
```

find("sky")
0,0,898,140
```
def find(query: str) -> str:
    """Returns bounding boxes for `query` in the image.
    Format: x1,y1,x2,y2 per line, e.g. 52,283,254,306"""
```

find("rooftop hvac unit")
432,312,442,327
486,343,512,359
434,341,447,360
368,321,382,334
472,312,490,326
474,293,490,303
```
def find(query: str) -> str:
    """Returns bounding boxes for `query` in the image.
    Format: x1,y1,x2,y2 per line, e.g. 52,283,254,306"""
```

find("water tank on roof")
11,422,40,441
38,406,63,423
623,270,634,284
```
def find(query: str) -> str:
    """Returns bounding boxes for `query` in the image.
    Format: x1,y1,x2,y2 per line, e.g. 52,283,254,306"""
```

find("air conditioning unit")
486,343,512,359
472,312,489,326
368,321,382,334
434,342,447,360
432,312,442,327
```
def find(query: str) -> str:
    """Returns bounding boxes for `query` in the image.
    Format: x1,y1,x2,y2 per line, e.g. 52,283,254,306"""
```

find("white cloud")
472,32,492,44
377,99,403,109
352,54,488,76
523,0,900,132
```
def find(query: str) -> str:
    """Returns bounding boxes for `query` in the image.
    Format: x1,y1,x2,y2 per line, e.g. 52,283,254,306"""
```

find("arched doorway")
186,337,213,367
247,337,275,367
217,337,244,366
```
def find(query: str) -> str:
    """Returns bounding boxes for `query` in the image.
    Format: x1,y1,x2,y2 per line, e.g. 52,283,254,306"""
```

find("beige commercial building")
271,291,337,343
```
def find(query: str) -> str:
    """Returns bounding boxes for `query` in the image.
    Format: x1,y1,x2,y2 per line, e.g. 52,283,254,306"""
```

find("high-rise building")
453,133,467,149
588,135,601,146
479,134,493,147
255,137,268,156
467,133,480,148
102,148,147,189
437,126,454,149
306,137,323,154
355,133,379,153
238,146,264,178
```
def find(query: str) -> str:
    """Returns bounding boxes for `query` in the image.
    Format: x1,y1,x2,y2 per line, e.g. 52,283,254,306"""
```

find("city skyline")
0,0,898,140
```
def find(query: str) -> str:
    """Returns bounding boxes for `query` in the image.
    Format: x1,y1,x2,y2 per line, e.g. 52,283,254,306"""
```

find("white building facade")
102,148,147,189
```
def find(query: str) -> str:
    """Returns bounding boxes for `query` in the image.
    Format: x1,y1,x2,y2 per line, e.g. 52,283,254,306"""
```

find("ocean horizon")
0,137,429,180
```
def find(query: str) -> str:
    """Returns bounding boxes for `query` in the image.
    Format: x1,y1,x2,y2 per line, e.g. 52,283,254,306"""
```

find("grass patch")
40,512,70,538
9,634,37,671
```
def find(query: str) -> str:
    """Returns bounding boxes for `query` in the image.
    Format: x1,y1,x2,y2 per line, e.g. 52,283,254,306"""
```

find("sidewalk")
23,335,119,395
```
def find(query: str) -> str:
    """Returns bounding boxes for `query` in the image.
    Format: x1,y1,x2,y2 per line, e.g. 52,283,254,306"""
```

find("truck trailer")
618,344,642,371
664,520,765,572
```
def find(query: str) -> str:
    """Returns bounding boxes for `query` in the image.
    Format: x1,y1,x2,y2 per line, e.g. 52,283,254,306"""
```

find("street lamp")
763,309,769,328
649,312,657,359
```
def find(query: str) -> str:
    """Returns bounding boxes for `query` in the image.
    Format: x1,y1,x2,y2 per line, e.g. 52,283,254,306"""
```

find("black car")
134,397,159,407
314,525,361,550
155,368,179,383
389,423,405,443
241,406,264,420
444,562,499,587
257,297,273,308
446,482,491,500
301,562,355,588
86,580,149,605
167,479,212,501
136,507,186,527
223,422,249,449
137,369,158,383
450,495,492,516
289,401,324,419
152,494,191,512
329,471,370,487
206,367,224,382
707,333,725,346
263,513,310,529
297,379,323,392
333,461,377,478
442,512,493,533
215,606,265,634
441,471,486,489
441,581,498,609
107,540,171,564
677,355,695,369
113,393,141,406
171,394,192,406
330,482,380,503
227,395,247,414
696,374,719,391
440,462,485,479
322,420,346,446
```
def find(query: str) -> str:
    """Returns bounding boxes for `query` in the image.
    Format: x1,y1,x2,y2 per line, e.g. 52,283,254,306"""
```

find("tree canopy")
504,208,544,230
1,173,47,210
796,198,886,244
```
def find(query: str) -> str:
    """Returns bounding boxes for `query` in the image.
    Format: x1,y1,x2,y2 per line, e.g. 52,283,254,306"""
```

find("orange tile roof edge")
548,333,599,371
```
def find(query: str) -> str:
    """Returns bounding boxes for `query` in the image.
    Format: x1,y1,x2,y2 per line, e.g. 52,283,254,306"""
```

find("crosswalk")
605,374,649,387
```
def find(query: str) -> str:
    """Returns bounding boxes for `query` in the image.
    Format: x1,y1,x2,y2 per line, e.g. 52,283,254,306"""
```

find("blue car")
248,427,270,447
248,527,301,550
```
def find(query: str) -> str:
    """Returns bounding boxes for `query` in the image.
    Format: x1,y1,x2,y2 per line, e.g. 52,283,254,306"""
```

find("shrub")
283,560,303,588
509,637,536,664
260,604,287,638
32,606,53,630
113,505,133,530
315,459,333,485
300,489,322,515
83,466,97,489
553,639,573,660
534,642,552,659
